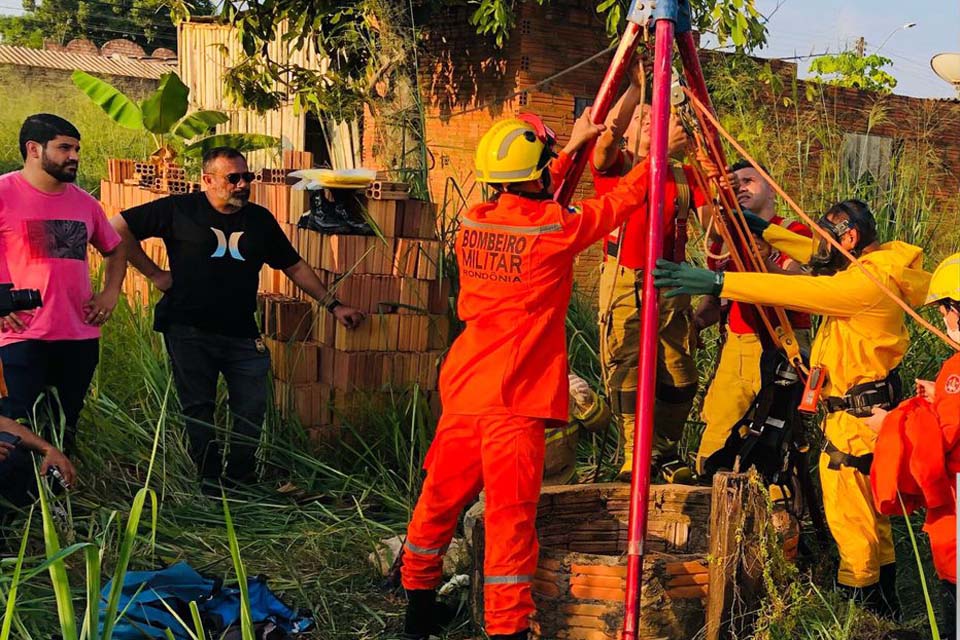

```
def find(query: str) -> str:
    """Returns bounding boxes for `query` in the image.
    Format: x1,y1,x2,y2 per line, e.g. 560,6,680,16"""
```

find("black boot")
402,589,455,640
331,190,373,235
302,191,352,234
839,583,886,617
489,631,530,640
878,563,902,621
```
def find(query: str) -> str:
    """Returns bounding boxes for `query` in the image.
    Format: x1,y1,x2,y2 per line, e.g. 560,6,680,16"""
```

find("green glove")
653,259,724,298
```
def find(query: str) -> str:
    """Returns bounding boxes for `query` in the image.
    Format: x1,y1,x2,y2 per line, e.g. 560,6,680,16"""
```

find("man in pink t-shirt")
0,114,126,453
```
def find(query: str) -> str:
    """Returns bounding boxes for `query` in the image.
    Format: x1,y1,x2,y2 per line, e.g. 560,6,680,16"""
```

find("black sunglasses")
216,172,257,185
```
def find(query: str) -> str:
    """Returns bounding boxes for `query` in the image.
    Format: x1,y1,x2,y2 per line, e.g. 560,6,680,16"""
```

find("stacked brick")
469,483,713,640
99,160,175,304
251,164,450,441
97,152,452,443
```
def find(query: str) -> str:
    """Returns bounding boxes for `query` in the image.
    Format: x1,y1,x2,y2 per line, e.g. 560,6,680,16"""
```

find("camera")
47,465,70,490
0,283,42,317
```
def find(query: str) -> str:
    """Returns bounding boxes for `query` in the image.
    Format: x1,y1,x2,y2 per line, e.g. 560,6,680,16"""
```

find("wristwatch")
325,299,342,313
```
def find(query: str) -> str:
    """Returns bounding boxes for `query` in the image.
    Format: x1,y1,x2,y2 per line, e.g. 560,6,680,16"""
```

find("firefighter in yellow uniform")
591,67,708,483
694,161,814,475
543,373,611,485
654,200,931,617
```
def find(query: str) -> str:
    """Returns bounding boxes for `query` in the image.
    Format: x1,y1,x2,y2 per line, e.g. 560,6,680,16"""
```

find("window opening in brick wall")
842,132,894,187
519,92,529,107
520,55,530,72
520,19,531,35
574,97,594,119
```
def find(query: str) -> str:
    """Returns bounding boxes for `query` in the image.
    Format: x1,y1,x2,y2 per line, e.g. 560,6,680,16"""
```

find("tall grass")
0,69,152,194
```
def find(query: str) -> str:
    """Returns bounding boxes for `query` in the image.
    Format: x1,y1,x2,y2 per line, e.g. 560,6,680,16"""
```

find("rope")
684,123,805,366
682,87,960,353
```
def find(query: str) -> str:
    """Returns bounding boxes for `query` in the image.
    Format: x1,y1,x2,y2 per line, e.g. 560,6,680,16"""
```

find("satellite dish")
930,53,960,94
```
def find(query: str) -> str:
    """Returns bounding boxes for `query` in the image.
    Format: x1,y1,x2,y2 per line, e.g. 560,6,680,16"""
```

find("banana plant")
71,70,279,159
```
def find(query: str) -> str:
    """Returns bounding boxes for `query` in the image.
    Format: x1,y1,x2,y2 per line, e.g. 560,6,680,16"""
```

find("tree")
219,0,769,119
0,0,214,51
809,51,898,94
471,0,767,49
71,69,279,159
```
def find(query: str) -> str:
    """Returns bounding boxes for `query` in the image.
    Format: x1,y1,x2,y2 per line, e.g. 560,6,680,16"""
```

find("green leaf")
141,72,190,135
36,466,78,640
173,110,230,140
900,495,941,640
82,544,101,640
0,507,32,640
100,487,158,640
182,133,280,157
71,70,143,130
223,495,255,640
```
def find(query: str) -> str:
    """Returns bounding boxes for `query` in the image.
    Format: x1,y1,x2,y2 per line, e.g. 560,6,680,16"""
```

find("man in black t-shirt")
111,147,364,484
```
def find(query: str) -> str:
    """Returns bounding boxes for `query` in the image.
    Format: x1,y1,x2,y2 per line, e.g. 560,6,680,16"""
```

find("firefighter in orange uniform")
591,63,711,483
869,252,960,637
399,109,653,640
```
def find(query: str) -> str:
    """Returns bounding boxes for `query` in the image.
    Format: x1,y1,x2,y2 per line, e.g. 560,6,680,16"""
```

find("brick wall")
369,0,960,295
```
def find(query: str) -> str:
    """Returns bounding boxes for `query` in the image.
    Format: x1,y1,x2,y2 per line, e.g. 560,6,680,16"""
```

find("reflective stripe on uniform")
484,574,533,585
462,218,563,235
544,423,579,444
405,540,446,556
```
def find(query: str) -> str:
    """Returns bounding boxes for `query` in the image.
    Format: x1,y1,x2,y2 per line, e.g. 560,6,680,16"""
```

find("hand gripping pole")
552,0,652,206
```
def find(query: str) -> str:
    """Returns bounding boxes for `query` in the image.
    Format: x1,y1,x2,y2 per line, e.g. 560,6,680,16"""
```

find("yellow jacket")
722,241,931,453
762,222,816,264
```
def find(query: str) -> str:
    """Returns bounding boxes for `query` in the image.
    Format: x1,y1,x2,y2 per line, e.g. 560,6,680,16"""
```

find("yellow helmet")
475,113,557,184
925,252,960,305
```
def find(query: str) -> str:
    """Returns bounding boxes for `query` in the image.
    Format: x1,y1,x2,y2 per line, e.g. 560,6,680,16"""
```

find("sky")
703,0,960,99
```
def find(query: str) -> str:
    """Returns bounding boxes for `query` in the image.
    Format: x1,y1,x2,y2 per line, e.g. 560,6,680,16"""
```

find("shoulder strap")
670,164,692,262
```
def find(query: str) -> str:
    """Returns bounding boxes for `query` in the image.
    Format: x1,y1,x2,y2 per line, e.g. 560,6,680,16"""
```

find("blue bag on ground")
98,560,313,639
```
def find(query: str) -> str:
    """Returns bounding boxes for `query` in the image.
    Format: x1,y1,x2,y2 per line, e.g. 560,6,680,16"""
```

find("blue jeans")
163,325,271,482
0,339,100,454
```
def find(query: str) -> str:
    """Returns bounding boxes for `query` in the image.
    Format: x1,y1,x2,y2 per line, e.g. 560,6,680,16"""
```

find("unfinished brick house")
407,1,960,292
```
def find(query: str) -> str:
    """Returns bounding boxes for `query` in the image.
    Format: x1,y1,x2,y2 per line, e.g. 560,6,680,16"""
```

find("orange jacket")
872,352,960,581
439,159,651,420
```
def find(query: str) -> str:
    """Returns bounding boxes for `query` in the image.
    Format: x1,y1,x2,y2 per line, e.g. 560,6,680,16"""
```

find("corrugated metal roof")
0,45,175,79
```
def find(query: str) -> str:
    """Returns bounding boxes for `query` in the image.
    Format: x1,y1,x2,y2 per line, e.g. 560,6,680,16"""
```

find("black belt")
824,370,901,418
823,439,874,475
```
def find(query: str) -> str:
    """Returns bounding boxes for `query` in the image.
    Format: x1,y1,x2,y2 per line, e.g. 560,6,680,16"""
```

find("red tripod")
552,1,728,637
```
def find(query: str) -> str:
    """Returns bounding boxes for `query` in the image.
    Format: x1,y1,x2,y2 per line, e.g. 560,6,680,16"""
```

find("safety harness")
824,371,902,418
605,163,691,263
670,164,692,264
820,369,902,475
823,441,874,476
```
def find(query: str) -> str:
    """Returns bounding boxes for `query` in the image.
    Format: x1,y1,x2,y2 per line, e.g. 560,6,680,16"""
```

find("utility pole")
855,36,866,57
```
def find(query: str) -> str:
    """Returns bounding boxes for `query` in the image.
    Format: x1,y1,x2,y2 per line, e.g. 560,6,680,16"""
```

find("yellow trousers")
822,411,895,587
697,329,810,473
598,261,698,470
700,330,892,587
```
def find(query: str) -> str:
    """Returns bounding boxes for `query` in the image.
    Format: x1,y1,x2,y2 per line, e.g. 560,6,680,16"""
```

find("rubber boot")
489,631,530,640
839,580,897,620
303,191,351,234
878,563,902,621
652,393,696,485
402,589,455,640
330,188,373,235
